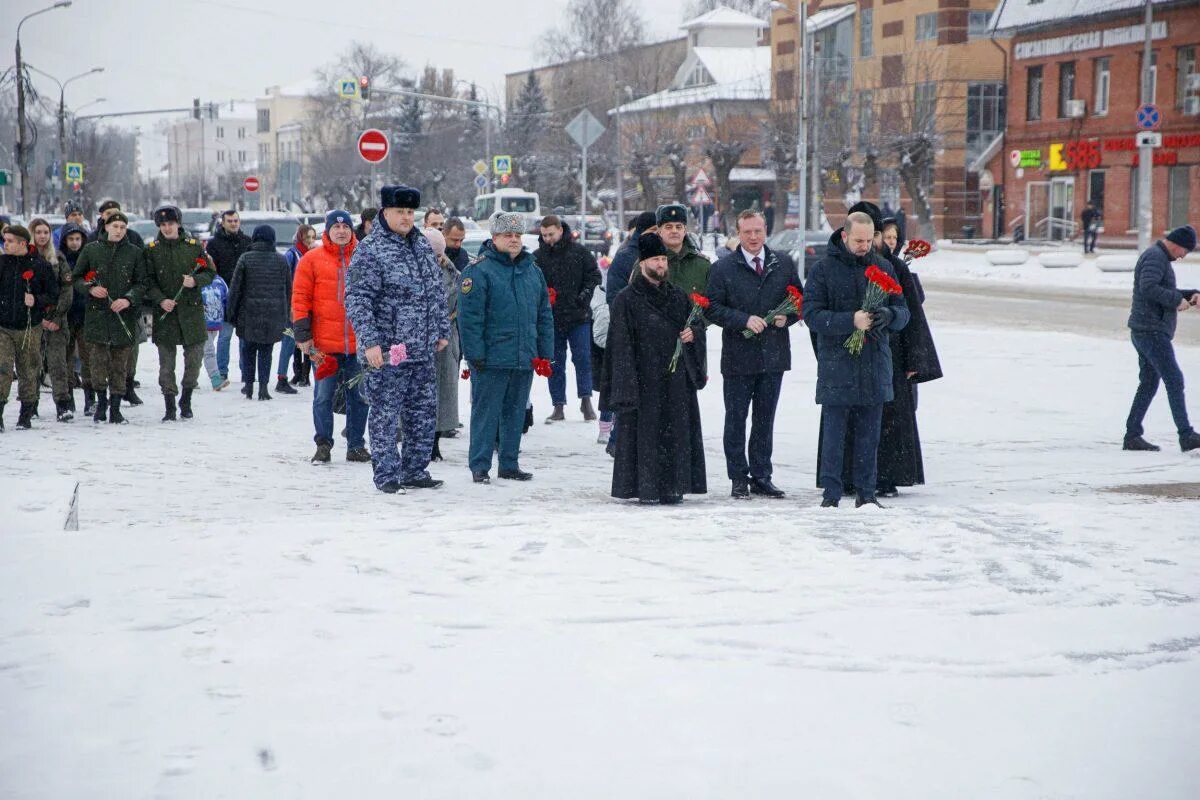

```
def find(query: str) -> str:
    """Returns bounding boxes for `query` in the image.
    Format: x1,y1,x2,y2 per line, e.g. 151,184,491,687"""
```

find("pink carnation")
388,343,408,366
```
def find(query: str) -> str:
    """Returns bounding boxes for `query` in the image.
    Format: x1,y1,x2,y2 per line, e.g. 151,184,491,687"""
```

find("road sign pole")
580,116,588,234
1138,0,1153,251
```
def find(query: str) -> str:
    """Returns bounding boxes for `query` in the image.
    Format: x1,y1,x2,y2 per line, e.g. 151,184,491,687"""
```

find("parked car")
766,228,828,280
236,212,302,253
179,208,217,241
128,219,159,243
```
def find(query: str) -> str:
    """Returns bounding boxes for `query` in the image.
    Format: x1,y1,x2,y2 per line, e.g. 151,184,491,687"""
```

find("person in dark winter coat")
1081,202,1100,254
705,209,802,499
606,211,657,307
607,233,708,505
344,186,451,493
91,201,146,248
803,212,910,508
278,225,316,392
227,225,291,400
0,226,58,430
354,208,377,242
457,212,555,484
443,217,472,272
205,210,253,381
30,218,75,421
91,201,147,405
58,222,92,413
1123,225,1200,452
534,215,602,423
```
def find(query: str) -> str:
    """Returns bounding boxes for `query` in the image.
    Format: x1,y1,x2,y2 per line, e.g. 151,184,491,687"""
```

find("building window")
683,63,711,88
687,124,705,140
1026,65,1043,121
1129,167,1140,231
216,126,224,139
1177,46,1198,113
1088,169,1105,216
257,109,270,133
914,81,937,129
776,39,795,56
238,151,246,163
966,82,1006,163
238,127,246,140
1057,61,1076,118
860,7,873,58
1093,57,1110,116
776,69,795,99
857,90,874,149
216,150,225,163
967,10,991,38
915,13,938,42
1139,52,1158,103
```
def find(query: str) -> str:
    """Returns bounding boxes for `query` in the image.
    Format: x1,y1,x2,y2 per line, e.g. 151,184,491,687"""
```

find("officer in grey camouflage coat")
344,185,451,494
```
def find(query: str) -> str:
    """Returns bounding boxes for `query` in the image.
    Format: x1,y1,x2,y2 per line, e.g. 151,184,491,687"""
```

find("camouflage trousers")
365,358,438,488
89,342,131,395
69,323,92,388
43,324,73,402
157,342,205,396
0,325,43,403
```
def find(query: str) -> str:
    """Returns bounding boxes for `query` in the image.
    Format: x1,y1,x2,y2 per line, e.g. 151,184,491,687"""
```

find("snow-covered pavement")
2,315,1199,798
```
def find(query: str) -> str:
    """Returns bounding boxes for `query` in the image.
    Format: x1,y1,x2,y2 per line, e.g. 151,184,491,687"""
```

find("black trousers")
722,371,783,481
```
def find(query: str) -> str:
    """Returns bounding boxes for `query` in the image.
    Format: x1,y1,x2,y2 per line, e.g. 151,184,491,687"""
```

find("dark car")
767,229,827,280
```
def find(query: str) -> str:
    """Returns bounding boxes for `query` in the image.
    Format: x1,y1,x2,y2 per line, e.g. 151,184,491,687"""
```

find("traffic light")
359,76,370,101
193,98,201,120
500,173,510,185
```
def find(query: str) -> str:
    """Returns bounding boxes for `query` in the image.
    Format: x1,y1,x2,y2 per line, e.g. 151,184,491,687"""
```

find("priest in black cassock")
607,233,708,505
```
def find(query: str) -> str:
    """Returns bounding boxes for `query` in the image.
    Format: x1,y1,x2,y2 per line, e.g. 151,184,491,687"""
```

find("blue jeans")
277,333,296,379
1126,331,1193,438
819,404,883,502
548,322,593,406
313,353,367,450
216,321,238,379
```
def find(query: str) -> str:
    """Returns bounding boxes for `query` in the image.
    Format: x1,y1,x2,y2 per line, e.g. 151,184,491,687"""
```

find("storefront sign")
1105,133,1200,151
1016,148,1042,168
1014,21,1166,60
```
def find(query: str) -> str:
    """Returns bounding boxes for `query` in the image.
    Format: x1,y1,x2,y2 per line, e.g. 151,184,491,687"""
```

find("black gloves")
869,306,894,329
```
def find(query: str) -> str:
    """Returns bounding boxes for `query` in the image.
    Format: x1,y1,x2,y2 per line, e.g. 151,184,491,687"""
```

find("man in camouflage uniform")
345,185,451,494
141,205,216,421
657,203,711,295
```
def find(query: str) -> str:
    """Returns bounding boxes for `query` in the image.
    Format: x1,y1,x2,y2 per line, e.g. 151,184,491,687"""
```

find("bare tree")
760,107,799,221
538,0,646,63
703,104,756,231
683,0,772,19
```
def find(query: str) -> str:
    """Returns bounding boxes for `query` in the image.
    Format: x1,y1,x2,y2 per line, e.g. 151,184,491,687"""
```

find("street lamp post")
771,1,807,231
14,0,73,215
25,63,103,203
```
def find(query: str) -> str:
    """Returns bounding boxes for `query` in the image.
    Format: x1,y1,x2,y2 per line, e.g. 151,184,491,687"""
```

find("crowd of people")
3,189,1197,505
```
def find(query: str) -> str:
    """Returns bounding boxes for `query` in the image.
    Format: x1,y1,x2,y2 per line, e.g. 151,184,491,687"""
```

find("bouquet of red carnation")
743,285,803,339
20,269,34,348
164,256,211,313
547,287,557,306
461,368,471,380
902,239,931,265
532,357,553,378
669,293,709,374
844,266,903,356
283,327,331,379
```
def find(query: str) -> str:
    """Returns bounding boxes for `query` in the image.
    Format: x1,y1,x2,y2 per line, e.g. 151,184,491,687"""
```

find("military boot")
258,382,272,401
179,388,194,419
108,391,127,424
93,392,108,423
123,384,143,406
162,395,177,422
82,385,97,416
16,402,35,430
55,398,74,422
0,401,5,432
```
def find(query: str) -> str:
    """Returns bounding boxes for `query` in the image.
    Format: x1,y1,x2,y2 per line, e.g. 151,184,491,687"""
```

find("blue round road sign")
1136,104,1161,130
474,175,488,189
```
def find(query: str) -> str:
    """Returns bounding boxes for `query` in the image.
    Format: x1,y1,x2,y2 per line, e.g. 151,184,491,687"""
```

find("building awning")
969,132,1004,174
807,4,855,33
730,167,776,182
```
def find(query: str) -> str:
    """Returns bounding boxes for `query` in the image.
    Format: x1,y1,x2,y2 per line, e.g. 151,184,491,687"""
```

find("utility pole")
809,25,821,230
796,1,808,232
15,2,73,215
615,98,625,232
1137,0,1154,251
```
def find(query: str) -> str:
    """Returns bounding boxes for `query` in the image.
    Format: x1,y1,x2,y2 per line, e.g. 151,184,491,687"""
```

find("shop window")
1088,170,1105,216
1026,65,1043,121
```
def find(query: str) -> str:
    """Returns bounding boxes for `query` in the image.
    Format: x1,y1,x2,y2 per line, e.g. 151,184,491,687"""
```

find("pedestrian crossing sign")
492,155,512,176
338,79,358,99
65,162,83,182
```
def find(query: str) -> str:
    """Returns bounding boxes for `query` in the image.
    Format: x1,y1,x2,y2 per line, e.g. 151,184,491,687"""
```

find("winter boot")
431,432,444,462
82,385,97,416
123,384,143,406
274,376,298,395
1181,431,1200,453
179,388,194,419
580,397,597,421
0,401,5,432
258,382,272,401
55,398,74,422
93,392,108,423
312,439,333,464
32,399,40,419
67,389,76,413
1123,435,1160,451
545,405,565,424
16,402,35,430
346,446,372,463
108,391,127,424
242,382,254,399
162,395,177,422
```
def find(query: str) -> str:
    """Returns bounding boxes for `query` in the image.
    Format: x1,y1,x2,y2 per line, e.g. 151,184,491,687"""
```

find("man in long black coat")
607,233,707,505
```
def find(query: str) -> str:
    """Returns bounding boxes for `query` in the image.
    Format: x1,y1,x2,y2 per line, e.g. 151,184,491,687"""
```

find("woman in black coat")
227,225,291,400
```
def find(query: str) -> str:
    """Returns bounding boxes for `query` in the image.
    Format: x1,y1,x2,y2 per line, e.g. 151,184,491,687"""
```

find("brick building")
986,0,1200,242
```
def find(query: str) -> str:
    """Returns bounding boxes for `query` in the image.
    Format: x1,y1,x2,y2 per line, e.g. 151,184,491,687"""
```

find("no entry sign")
243,176,260,192
358,129,389,163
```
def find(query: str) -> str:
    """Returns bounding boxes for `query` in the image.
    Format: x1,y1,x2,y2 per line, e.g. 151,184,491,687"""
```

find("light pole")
14,0,73,215
771,1,807,230
25,63,103,195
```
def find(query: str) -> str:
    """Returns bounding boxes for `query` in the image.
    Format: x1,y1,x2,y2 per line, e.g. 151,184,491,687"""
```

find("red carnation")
195,257,208,268
84,270,98,283
461,368,471,380
531,357,553,378
690,292,711,309
547,287,557,306
21,270,33,281
314,357,338,381
786,285,803,303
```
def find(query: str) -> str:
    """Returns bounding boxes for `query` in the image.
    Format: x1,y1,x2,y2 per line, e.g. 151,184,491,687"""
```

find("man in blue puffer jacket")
457,212,555,484
345,184,451,494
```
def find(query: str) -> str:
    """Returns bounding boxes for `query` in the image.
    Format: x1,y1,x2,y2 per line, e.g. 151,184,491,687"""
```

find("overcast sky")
4,0,695,174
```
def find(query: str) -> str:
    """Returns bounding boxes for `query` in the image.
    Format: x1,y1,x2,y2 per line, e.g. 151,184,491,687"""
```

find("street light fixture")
25,64,104,191
14,0,74,215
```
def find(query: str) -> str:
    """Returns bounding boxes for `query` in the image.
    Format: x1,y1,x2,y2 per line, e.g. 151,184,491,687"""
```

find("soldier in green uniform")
72,212,145,424
656,203,712,295
141,205,216,421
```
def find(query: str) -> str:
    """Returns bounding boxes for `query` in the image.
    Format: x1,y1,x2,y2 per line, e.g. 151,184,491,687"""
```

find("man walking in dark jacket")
705,209,802,498
205,209,252,381
535,215,602,423
1123,225,1200,452
803,211,911,508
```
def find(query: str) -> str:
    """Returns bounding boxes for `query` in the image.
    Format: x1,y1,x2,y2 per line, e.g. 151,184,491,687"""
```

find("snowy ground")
2,307,1199,797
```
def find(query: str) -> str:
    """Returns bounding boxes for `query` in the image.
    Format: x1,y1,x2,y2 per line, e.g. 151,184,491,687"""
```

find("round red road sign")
357,129,389,163
243,176,260,192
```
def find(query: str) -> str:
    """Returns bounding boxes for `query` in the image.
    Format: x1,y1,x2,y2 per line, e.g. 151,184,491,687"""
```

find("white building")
166,100,258,206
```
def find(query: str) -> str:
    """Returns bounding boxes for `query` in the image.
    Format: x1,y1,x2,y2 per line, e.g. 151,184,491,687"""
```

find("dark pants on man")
722,371,783,481
469,367,534,474
549,322,593,406
819,404,883,502
1083,228,1098,253
240,341,274,385
1126,331,1193,438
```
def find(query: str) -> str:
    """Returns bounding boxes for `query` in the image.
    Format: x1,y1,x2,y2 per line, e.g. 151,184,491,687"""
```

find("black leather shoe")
401,475,444,489
877,486,899,498
1123,435,1160,451
659,494,682,505
1180,431,1200,452
498,468,533,481
731,480,750,499
820,498,839,508
378,482,405,494
750,478,785,498
855,497,885,509
472,471,491,484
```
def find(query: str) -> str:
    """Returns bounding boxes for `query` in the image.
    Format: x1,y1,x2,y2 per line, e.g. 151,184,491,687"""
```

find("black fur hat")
380,184,420,210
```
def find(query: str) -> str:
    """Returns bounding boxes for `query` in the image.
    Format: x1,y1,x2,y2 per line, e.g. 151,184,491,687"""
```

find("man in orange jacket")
292,210,370,465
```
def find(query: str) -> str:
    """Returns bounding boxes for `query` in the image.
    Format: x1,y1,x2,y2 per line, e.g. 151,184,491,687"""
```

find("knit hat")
1166,225,1197,253
637,232,668,261
655,204,687,226
325,209,353,230
3,224,32,243
252,225,276,245
490,212,526,235
425,227,447,260
64,201,83,216
848,200,883,232
380,184,420,210
631,210,657,236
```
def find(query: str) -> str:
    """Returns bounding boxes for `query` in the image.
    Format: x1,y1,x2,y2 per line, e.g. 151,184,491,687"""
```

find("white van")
473,189,541,230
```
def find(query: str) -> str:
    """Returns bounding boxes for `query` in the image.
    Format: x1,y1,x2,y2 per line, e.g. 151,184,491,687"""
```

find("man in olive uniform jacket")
141,205,216,421
656,203,711,296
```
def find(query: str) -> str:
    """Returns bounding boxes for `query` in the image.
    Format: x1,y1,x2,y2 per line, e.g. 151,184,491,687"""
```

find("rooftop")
680,6,767,31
